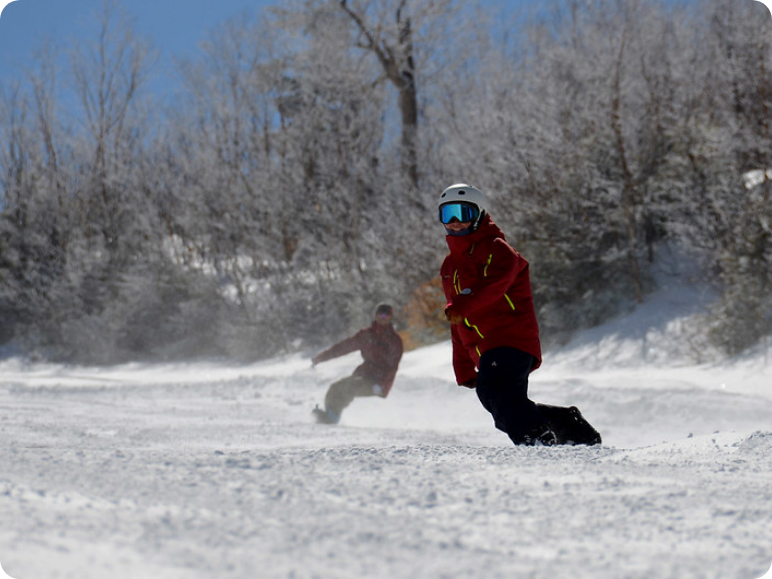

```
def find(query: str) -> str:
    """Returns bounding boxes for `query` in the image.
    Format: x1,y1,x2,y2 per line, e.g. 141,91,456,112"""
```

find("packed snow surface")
1,288,772,579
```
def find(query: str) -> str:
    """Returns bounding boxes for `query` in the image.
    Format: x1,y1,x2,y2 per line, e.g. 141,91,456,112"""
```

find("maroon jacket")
441,214,542,385
313,322,404,396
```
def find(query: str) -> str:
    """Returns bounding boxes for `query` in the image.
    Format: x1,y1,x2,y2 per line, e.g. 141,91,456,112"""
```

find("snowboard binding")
537,404,602,446
312,405,340,425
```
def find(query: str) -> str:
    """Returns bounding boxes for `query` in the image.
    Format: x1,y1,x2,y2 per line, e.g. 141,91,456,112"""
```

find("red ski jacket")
313,322,403,396
441,214,542,386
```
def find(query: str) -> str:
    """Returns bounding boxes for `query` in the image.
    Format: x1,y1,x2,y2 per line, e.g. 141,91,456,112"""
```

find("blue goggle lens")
439,203,479,224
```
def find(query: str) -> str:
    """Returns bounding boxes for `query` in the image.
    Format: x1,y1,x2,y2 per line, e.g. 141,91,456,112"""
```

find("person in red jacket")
438,183,558,446
311,304,404,424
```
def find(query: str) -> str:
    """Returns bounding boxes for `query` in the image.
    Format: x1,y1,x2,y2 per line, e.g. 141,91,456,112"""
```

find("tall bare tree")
337,0,419,188
69,0,155,256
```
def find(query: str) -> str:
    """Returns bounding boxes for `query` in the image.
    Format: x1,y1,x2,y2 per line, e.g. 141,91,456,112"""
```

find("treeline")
0,0,770,364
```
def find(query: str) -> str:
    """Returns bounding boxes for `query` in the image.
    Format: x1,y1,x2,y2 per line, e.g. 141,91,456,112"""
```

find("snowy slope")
1,284,772,579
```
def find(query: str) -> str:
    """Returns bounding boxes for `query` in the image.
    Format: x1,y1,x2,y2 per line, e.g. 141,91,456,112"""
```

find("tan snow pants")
324,375,380,417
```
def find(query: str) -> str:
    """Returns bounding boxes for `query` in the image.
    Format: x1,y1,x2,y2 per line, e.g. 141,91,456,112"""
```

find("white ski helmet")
438,183,487,233
437,183,486,211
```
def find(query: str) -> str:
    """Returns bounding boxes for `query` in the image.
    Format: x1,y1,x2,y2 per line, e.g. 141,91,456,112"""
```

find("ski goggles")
439,202,480,224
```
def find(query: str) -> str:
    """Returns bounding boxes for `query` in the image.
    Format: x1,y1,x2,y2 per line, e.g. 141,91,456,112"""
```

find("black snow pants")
475,346,548,445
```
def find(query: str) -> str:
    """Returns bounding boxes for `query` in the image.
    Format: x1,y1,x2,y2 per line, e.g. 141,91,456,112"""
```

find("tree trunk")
611,35,643,304
339,0,419,190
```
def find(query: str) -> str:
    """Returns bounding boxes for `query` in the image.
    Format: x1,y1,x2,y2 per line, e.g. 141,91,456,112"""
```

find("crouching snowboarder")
436,183,601,446
311,304,404,424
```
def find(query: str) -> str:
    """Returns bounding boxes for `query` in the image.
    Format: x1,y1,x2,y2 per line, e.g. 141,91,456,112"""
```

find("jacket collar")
445,214,505,256
371,321,395,335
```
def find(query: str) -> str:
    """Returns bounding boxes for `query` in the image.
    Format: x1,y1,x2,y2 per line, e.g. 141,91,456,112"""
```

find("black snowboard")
536,404,602,446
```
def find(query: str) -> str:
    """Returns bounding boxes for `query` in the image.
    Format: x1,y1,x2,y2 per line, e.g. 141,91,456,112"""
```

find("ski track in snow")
2,306,772,578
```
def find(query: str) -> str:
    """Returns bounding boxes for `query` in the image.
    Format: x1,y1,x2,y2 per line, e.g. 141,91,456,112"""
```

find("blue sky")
0,0,281,85
0,0,540,92
0,0,751,98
